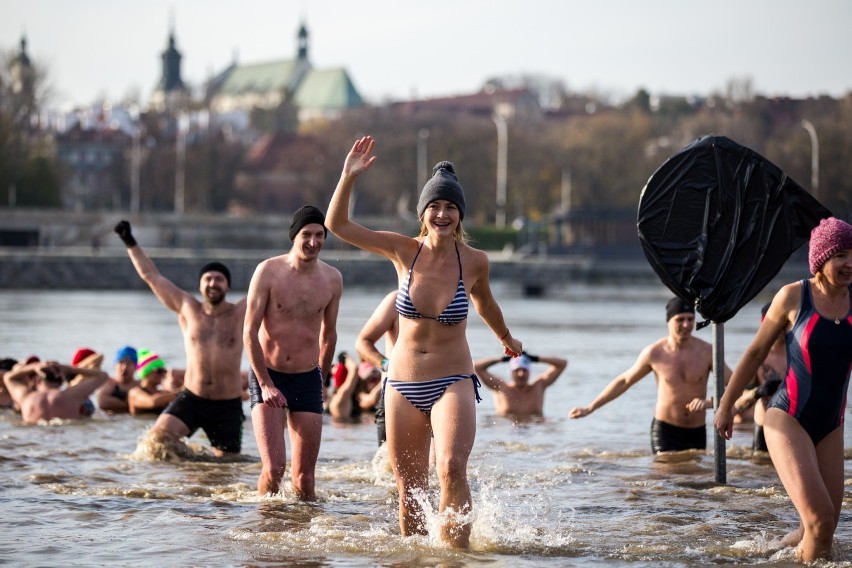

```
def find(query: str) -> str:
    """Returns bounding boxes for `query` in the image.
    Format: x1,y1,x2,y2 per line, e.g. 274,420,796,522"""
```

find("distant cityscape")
1,20,849,258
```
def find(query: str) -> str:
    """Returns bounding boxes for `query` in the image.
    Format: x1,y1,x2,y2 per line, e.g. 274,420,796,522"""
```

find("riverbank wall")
0,245,809,300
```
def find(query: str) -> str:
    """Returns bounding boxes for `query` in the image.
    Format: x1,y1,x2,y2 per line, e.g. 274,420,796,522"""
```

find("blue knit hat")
416,161,466,220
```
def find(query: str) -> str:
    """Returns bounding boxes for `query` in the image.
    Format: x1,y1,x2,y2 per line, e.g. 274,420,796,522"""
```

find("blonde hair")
418,219,469,244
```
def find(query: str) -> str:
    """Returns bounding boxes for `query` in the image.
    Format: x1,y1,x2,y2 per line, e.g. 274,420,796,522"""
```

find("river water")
1,283,850,567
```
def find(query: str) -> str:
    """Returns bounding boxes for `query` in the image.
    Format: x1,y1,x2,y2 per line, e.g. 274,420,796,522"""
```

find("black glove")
500,355,511,362
114,220,137,247
755,377,782,399
520,351,539,362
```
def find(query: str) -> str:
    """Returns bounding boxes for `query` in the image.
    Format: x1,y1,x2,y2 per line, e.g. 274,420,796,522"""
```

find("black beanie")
289,205,328,241
416,161,466,220
665,296,694,321
199,261,231,287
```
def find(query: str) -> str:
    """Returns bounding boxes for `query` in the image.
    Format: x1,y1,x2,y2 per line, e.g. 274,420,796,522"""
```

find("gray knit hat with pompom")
416,161,465,220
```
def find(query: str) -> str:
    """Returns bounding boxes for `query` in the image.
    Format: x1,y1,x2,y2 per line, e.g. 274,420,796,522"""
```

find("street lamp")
129,105,141,215
174,111,189,214
417,128,429,196
801,119,819,202
492,112,508,229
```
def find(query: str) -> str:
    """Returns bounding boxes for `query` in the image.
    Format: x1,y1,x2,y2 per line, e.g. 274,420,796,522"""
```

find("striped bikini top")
396,241,468,325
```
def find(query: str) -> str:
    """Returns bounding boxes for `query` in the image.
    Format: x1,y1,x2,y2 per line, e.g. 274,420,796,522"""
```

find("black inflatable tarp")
637,135,831,325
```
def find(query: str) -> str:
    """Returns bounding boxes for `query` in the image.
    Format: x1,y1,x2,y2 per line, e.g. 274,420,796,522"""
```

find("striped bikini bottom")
384,374,482,415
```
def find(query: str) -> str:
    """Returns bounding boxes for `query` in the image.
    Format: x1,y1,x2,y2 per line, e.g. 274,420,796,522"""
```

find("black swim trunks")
248,367,324,414
650,418,706,453
162,389,244,453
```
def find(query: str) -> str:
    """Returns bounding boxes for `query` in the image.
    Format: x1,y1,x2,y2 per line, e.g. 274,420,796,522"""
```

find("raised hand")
342,135,378,177
114,220,137,247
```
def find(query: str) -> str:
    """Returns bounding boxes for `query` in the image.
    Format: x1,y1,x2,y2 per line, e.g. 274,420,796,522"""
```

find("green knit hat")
137,349,166,379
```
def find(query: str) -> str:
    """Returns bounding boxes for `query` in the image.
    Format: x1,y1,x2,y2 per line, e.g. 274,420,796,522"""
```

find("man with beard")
115,221,247,456
244,206,342,499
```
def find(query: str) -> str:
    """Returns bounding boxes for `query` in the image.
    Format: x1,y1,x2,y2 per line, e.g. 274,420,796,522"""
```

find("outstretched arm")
569,349,652,418
473,356,510,392
114,220,190,314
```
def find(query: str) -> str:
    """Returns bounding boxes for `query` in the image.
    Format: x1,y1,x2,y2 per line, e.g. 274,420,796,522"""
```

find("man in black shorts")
244,206,342,499
570,297,731,453
115,220,247,457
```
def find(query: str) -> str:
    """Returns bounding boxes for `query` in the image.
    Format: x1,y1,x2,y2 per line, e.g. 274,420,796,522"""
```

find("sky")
2,0,851,110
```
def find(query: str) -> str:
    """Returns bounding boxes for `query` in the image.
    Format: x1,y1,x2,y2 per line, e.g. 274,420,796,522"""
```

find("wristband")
499,329,510,342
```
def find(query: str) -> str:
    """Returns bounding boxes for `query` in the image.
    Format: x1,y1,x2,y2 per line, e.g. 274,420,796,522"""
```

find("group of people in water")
2,135,850,561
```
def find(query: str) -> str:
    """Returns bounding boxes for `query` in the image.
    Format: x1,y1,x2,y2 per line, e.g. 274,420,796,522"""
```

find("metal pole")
130,106,141,215
417,128,429,197
713,321,726,484
801,119,819,202
174,112,187,215
561,167,572,213
493,113,508,229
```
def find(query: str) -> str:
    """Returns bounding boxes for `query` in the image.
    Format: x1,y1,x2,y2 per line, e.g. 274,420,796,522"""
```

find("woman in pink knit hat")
715,216,852,561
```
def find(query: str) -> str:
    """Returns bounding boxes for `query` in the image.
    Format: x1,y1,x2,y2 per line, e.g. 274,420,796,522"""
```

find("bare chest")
268,275,333,321
655,350,710,385
182,309,242,347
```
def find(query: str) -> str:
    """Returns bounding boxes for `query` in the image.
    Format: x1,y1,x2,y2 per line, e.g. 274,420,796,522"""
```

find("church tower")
10,35,35,98
297,22,309,61
149,17,190,112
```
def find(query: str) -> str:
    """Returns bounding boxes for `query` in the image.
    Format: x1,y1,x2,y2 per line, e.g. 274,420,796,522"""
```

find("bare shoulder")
459,243,489,273
775,280,804,308
319,259,343,279
644,337,670,358
318,259,344,289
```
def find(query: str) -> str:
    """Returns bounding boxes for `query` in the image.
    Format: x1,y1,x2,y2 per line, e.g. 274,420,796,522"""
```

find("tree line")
2,49,850,226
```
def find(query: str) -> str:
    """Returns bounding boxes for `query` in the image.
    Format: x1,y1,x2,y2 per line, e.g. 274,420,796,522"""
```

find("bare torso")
179,300,245,400
493,381,546,416
390,241,479,381
648,336,713,428
258,255,340,373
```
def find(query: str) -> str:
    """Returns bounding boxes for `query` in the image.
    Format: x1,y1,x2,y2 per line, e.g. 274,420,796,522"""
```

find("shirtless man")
115,220,246,456
96,346,139,413
570,297,731,453
3,355,108,424
474,351,567,418
244,205,342,499
355,290,399,446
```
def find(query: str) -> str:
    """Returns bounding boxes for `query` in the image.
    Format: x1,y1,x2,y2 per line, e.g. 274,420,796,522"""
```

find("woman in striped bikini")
715,217,852,562
327,135,523,548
